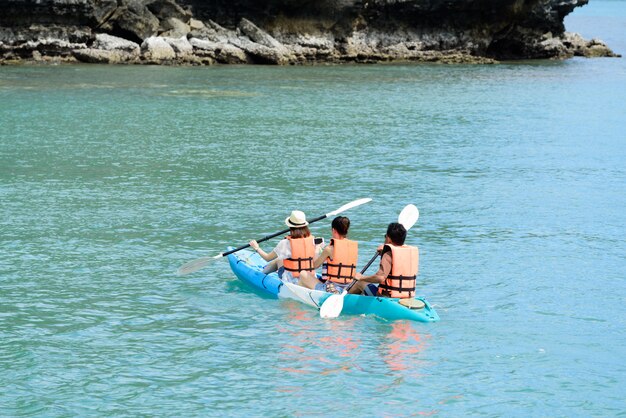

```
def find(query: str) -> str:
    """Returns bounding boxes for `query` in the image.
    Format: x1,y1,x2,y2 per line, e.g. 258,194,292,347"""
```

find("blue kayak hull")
228,249,283,297
227,249,439,322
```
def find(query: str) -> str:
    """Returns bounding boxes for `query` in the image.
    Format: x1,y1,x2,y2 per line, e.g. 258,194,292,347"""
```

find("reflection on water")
382,322,431,373
277,302,432,382
277,302,362,379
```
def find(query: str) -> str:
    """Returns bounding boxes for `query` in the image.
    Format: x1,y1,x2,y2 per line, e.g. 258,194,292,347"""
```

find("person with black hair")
298,216,358,294
352,222,419,299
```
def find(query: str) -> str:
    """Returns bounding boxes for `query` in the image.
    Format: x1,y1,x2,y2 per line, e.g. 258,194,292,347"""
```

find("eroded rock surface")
0,0,619,65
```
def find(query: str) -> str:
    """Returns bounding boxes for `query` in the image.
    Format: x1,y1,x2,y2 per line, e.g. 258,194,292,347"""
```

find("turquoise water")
1,2,625,416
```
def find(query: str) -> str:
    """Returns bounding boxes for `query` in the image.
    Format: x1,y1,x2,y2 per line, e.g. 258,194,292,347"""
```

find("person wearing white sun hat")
250,210,321,283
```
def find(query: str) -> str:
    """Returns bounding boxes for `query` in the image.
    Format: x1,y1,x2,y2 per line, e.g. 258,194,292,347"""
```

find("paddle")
177,198,372,275
319,204,419,319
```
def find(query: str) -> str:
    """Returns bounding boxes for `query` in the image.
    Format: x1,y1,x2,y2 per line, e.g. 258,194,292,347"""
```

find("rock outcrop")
72,33,140,63
0,0,619,65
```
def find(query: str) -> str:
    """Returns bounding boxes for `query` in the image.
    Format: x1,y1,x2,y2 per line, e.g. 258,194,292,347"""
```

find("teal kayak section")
339,293,439,322
227,248,439,322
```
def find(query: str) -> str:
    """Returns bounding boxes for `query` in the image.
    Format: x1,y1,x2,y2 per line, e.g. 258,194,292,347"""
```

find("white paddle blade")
325,198,372,217
177,254,222,275
398,204,419,231
319,292,347,318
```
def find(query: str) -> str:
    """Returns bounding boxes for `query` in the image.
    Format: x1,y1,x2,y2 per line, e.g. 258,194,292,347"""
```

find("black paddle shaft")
345,250,381,292
220,214,328,257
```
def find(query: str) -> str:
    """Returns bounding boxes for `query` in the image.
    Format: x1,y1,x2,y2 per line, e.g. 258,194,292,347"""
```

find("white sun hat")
285,210,309,228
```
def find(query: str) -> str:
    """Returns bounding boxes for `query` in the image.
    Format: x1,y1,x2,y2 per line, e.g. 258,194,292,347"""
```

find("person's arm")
354,252,391,284
355,271,386,284
249,240,277,262
312,245,332,269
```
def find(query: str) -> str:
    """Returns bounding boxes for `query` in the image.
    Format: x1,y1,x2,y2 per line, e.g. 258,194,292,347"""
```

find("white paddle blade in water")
398,204,419,230
319,291,347,318
177,254,222,275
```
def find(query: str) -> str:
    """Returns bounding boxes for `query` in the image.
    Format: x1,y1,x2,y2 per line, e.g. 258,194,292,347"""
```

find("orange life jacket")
282,236,316,278
323,238,358,284
377,244,419,299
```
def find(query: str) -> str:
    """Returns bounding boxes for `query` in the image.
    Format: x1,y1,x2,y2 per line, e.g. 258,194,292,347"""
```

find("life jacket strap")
324,262,356,284
378,274,416,295
283,257,314,272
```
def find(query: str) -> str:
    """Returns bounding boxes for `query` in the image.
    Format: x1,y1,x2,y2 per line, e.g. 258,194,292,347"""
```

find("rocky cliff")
0,0,619,65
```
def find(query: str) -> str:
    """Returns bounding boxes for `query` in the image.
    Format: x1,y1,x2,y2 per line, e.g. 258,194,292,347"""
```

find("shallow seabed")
1,2,625,416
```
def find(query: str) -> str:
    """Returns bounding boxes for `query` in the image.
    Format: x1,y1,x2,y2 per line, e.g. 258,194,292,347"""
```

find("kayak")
227,248,440,322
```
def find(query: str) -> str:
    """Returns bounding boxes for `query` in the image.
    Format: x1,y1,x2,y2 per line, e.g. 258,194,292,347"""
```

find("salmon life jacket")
282,236,316,278
377,244,419,299
322,238,358,284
